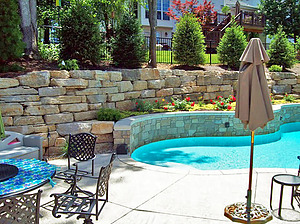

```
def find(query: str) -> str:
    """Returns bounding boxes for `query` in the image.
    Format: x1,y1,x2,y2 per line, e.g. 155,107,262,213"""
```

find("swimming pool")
131,122,300,170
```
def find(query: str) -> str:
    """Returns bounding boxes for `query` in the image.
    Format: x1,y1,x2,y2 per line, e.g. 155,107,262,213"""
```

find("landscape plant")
210,95,236,111
165,97,195,111
267,26,296,69
38,42,60,62
112,12,146,68
0,0,25,70
59,0,103,64
172,14,206,66
58,59,79,71
268,65,282,72
217,20,247,69
133,99,154,112
283,93,295,102
97,108,122,122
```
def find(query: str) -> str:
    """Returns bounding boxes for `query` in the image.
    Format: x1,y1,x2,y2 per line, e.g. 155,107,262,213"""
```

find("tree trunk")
148,0,157,68
19,0,39,58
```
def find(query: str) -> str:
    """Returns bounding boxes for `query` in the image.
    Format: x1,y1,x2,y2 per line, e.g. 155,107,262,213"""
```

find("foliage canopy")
217,20,247,69
267,26,296,69
172,14,206,66
112,12,146,68
259,0,300,41
0,0,25,64
59,0,103,64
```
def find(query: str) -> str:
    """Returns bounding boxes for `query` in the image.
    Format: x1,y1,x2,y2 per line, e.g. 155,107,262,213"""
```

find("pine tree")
0,0,25,64
217,20,247,69
267,26,296,69
112,12,146,68
60,1,103,64
172,14,206,66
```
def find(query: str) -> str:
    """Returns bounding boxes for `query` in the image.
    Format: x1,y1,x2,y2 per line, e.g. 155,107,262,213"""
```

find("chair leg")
83,216,93,224
92,160,94,176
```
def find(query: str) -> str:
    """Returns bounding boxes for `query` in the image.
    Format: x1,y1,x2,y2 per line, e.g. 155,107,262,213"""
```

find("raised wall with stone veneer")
113,104,300,153
0,69,299,156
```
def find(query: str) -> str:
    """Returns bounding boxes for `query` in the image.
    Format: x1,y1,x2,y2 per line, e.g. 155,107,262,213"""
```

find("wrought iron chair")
0,190,42,224
51,153,116,224
55,133,97,183
292,156,300,208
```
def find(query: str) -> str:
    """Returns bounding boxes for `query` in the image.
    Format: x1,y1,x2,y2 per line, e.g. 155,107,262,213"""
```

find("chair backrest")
68,133,97,161
298,156,300,176
0,190,42,224
96,153,116,198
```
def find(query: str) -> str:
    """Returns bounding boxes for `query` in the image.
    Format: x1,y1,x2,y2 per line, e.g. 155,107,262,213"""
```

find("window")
163,0,170,20
144,0,170,20
157,0,162,20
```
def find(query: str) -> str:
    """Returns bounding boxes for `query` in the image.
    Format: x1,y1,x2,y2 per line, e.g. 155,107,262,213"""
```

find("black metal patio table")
270,174,300,217
0,158,56,199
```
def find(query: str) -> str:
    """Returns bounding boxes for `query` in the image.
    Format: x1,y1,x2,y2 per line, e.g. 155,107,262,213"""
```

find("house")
139,0,265,43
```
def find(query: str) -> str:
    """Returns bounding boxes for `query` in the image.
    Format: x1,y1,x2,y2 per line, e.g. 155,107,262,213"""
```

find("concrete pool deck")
39,154,300,224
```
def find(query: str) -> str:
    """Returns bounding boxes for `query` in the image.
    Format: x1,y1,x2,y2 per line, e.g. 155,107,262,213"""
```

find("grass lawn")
145,50,220,64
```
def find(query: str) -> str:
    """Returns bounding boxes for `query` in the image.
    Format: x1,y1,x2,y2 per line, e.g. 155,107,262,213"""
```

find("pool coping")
117,154,298,176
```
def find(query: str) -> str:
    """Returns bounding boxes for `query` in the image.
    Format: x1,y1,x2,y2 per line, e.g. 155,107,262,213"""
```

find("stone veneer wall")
0,69,299,156
113,104,300,153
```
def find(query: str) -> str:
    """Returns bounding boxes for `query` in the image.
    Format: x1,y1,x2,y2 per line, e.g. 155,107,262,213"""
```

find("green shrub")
38,42,60,62
283,93,295,102
112,12,146,68
217,20,247,69
268,65,282,72
60,1,103,64
296,37,300,59
0,0,25,64
0,64,24,73
267,26,296,69
165,97,195,111
97,108,122,122
133,99,154,112
172,14,206,66
210,95,236,111
58,59,79,71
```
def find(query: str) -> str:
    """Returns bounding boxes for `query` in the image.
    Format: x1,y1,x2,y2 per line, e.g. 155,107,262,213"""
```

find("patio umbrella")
0,108,5,140
225,38,274,223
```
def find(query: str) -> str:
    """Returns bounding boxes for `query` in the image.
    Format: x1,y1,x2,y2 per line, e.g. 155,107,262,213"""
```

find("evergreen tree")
0,0,25,64
60,0,103,64
267,26,296,69
217,20,247,69
172,14,206,66
112,12,146,68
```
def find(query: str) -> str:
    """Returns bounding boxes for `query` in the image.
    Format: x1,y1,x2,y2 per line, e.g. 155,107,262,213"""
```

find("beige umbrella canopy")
235,38,274,131
225,38,274,223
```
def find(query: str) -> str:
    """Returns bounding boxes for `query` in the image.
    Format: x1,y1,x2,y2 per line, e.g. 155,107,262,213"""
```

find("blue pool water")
131,122,300,170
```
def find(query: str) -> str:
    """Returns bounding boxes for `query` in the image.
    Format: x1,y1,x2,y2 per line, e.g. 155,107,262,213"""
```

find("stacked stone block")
0,69,299,156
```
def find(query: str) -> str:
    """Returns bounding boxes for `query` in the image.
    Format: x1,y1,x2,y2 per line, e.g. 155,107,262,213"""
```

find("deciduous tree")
260,0,300,42
166,0,217,25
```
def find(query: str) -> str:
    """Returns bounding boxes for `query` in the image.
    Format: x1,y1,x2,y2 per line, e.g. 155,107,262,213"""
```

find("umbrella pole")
247,131,255,223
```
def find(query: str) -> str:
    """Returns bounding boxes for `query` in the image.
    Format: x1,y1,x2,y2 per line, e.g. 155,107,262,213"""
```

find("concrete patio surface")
39,154,300,224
